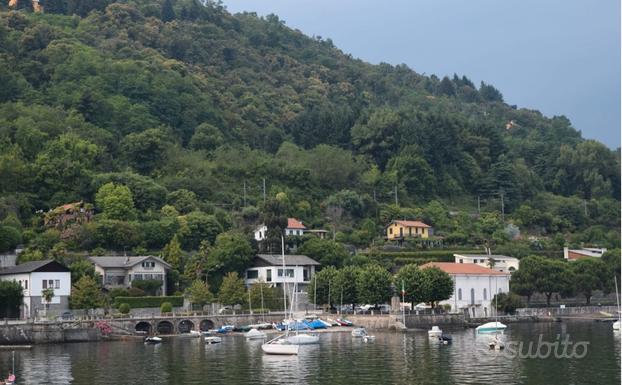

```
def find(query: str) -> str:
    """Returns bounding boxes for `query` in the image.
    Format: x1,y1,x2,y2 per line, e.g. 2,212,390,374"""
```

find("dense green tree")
185,279,214,308
179,212,222,250
356,265,392,306
0,225,21,252
121,128,170,174
420,266,454,308
206,231,254,288
298,238,349,268
161,234,183,271
333,265,360,309
395,264,425,308
306,266,338,308
95,183,136,220
218,272,246,306
571,258,609,305
161,0,175,22
69,258,97,284
0,281,23,318
70,276,104,310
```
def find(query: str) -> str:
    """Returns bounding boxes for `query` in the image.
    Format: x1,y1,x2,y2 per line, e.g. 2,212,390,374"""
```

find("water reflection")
0,322,618,385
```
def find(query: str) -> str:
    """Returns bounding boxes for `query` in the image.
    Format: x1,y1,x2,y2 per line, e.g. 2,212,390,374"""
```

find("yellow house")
386,220,431,240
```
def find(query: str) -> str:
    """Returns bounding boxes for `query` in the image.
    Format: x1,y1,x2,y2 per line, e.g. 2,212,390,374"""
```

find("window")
42,280,47,289
458,288,462,300
389,228,393,235
459,259,463,264
55,280,60,289
408,228,412,236
266,269,272,282
48,280,54,288
470,288,475,305
483,288,487,300
24,280,28,290
247,270,258,279
141,261,155,268
277,269,294,278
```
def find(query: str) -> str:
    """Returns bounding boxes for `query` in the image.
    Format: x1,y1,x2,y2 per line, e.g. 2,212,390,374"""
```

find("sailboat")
286,280,319,345
261,236,300,355
613,275,620,331
485,277,505,350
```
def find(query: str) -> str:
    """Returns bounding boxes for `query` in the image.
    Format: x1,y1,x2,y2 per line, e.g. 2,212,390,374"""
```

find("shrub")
109,288,129,301
160,302,173,313
113,296,183,308
127,287,145,297
118,303,130,314
494,292,524,315
131,279,163,296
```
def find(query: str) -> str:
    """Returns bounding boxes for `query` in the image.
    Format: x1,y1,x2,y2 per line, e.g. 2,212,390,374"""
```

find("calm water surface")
0,322,619,384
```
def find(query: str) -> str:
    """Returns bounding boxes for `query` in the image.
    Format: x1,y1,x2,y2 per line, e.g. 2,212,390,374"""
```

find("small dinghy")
145,336,162,344
351,328,367,338
336,318,353,327
488,335,505,350
363,335,376,343
245,328,267,340
205,336,222,344
438,334,452,345
613,320,620,330
188,330,201,337
428,326,442,339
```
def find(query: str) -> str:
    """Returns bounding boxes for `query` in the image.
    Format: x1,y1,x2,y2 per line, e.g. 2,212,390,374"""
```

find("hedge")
114,296,184,308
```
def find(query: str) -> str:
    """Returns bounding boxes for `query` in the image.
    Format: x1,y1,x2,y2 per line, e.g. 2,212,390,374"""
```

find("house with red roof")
254,218,307,242
421,262,510,318
386,220,431,240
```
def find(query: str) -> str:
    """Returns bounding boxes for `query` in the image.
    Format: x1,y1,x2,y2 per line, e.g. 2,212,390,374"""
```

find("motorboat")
205,336,222,344
351,328,367,338
476,322,507,334
613,320,620,330
245,328,267,340
145,336,162,344
216,325,235,334
286,333,319,345
428,326,442,338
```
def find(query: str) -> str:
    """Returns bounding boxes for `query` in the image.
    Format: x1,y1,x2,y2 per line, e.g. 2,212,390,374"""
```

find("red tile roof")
421,262,508,276
287,218,306,229
392,220,431,228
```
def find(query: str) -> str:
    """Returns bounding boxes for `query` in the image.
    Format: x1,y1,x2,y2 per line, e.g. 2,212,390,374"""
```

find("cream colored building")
89,256,171,296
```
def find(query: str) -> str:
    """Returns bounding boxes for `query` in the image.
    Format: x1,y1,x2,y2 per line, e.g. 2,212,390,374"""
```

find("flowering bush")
95,321,113,336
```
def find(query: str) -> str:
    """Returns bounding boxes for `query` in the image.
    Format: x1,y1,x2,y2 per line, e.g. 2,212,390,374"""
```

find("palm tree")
42,288,55,319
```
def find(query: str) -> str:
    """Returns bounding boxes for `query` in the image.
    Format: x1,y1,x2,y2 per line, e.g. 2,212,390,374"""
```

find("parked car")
59,311,74,320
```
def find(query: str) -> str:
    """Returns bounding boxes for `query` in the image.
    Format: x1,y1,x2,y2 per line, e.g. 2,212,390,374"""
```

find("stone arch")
178,319,195,334
157,320,174,335
200,319,215,331
135,321,152,335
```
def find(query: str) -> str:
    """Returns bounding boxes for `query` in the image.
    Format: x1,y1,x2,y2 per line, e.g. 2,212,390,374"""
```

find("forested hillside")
0,0,619,267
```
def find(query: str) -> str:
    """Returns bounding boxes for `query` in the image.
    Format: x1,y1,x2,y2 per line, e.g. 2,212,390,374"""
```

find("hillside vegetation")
0,0,619,274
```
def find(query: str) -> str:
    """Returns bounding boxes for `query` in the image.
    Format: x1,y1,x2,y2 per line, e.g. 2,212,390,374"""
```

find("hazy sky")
224,0,620,148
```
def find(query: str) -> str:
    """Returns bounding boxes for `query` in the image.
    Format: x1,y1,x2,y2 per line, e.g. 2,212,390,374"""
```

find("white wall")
31,272,71,304
454,255,520,273
254,225,267,241
0,273,30,296
438,274,510,317
244,265,315,289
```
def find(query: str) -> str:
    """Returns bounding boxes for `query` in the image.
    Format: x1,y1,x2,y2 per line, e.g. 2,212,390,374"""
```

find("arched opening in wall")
135,321,152,335
157,320,174,335
200,319,215,331
178,320,195,333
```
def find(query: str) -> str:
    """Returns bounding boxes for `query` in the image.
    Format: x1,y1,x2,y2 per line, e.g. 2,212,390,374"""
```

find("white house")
563,247,607,261
421,262,510,318
254,218,308,242
0,260,71,319
453,254,520,273
244,254,320,292
89,256,171,296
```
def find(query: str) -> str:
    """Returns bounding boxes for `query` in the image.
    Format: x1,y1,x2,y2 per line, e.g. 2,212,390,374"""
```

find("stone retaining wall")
0,323,101,344
515,305,619,317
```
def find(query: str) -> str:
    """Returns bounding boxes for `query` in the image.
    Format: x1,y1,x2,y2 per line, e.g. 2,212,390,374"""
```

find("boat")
438,334,452,345
363,335,376,342
216,325,235,334
245,328,267,340
145,336,162,344
286,333,319,345
428,326,442,338
305,319,327,329
336,318,353,327
613,321,620,330
351,328,367,337
325,318,340,326
488,335,505,350
205,336,222,344
262,335,300,355
318,319,333,328
189,330,201,337
261,236,299,355
476,321,507,334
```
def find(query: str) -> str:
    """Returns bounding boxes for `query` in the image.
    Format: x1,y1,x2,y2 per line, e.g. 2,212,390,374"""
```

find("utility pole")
394,184,398,206
263,178,266,203
243,181,247,207
500,192,505,222
477,195,481,215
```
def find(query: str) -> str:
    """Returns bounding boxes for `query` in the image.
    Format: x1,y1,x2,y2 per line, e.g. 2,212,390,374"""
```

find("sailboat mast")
615,275,620,321
281,235,288,334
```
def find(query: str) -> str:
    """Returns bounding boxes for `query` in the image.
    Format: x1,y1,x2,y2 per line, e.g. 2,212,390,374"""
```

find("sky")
223,0,621,148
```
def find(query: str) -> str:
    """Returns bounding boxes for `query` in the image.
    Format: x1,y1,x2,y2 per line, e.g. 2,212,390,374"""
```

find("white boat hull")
476,322,507,334
245,328,267,339
205,337,222,344
613,320,620,330
262,343,299,355
351,328,367,338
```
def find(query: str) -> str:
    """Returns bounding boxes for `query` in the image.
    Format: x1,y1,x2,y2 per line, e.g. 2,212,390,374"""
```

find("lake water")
0,322,619,384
